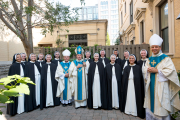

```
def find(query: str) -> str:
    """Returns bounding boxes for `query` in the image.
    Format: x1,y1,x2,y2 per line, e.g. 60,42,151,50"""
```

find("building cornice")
142,0,154,3
125,24,135,34
134,7,146,20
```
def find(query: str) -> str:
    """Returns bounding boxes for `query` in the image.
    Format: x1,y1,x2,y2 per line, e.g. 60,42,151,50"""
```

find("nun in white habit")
105,54,122,110
121,54,145,119
87,53,107,109
7,53,25,115
24,53,41,112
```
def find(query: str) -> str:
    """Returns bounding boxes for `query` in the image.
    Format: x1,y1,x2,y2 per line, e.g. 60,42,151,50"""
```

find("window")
130,1,133,23
94,8,98,13
111,0,117,4
96,8,98,13
111,19,118,24
121,12,123,26
69,34,87,47
78,9,82,15
111,25,118,29
78,15,82,20
84,8,86,14
111,15,118,19
101,15,108,19
101,1,108,5
84,15,87,20
111,10,118,14
101,11,108,14
125,2,126,13
130,40,134,45
94,14,98,20
111,5,118,9
160,1,169,52
88,8,92,13
140,21,144,43
101,6,108,10
88,14,92,20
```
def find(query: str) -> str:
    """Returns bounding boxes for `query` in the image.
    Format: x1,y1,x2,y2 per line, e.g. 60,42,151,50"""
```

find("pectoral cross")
78,48,81,52
151,60,156,66
64,66,68,69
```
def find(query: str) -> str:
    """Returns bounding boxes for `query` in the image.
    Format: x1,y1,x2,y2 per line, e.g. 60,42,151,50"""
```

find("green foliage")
0,75,35,115
115,38,120,45
41,1,80,36
106,32,110,46
171,71,180,119
56,38,64,47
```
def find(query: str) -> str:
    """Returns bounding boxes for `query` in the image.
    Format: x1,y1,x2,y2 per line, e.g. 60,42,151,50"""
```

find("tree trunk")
26,0,33,56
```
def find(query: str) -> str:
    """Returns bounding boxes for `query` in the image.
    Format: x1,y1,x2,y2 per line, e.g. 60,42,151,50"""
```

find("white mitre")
62,49,71,56
149,34,163,46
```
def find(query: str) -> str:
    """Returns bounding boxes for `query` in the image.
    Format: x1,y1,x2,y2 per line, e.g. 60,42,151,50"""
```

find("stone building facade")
119,0,180,70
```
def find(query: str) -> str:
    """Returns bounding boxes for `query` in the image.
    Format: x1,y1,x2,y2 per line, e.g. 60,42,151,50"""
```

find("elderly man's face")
151,45,161,55
76,54,82,60
100,51,105,57
124,52,129,59
63,56,70,62
113,51,118,56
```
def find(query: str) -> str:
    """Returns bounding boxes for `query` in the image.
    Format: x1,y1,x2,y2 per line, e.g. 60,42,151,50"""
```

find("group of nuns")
7,49,148,119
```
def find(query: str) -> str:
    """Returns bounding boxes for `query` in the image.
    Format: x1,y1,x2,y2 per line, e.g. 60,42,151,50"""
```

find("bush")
0,75,35,115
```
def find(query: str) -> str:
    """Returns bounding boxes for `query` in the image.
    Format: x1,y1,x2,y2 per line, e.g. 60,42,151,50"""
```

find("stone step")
0,64,11,76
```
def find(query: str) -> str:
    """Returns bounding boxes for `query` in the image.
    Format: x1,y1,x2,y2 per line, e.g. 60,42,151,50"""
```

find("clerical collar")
30,61,35,63
94,61,99,63
152,51,163,57
116,57,118,59
16,61,21,63
21,61,26,62
76,59,83,62
110,62,115,65
129,64,136,66
55,58,59,60
125,58,129,60
63,61,69,63
141,58,148,61
85,58,90,60
38,60,43,62
46,62,51,64
101,57,105,59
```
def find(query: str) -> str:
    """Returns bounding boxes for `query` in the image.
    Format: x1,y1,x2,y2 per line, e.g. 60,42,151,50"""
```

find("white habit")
46,64,54,107
111,64,119,109
17,64,25,114
34,64,41,106
125,66,137,116
92,64,101,108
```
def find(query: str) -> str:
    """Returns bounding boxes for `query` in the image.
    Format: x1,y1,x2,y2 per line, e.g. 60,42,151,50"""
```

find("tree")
106,32,110,45
114,37,120,45
0,0,84,56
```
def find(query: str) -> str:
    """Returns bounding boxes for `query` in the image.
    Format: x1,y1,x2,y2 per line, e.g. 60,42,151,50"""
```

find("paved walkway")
0,103,143,120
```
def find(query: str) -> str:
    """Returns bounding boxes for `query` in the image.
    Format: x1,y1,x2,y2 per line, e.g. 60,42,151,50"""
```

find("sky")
52,0,98,8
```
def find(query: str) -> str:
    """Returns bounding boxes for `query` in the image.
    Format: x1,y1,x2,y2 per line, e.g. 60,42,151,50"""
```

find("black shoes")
69,103,72,106
62,104,66,107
